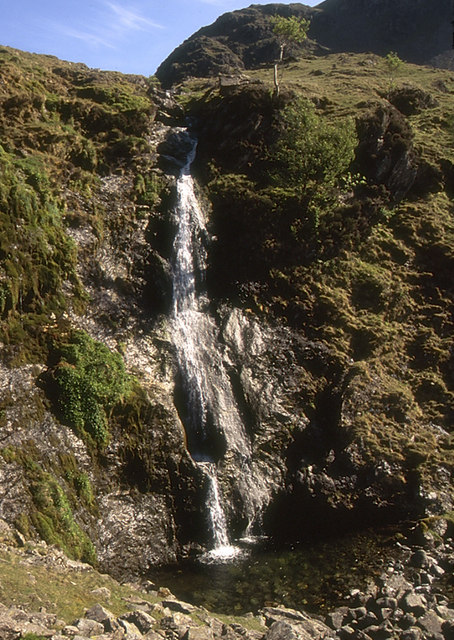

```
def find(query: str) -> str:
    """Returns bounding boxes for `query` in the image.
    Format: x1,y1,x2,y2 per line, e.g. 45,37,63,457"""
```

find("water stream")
170,129,251,558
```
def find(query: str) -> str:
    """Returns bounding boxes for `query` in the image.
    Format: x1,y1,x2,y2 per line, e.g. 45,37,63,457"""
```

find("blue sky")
0,0,321,76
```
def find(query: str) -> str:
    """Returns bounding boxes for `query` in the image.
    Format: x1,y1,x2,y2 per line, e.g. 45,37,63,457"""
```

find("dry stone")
416,610,444,637
118,617,144,639
143,632,164,640
400,593,427,617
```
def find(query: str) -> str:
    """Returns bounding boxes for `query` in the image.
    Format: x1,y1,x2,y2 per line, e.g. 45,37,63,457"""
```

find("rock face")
155,0,453,87
312,0,452,65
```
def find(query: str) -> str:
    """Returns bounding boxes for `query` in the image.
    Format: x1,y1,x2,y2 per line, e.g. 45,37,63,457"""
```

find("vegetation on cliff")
0,46,181,564
0,0,453,577
178,49,454,529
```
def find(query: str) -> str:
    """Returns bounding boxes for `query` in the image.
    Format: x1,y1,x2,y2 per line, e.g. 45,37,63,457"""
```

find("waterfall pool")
150,528,402,615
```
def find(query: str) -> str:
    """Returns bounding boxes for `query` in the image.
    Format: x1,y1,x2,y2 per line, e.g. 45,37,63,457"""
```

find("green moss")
1,442,96,564
30,474,96,564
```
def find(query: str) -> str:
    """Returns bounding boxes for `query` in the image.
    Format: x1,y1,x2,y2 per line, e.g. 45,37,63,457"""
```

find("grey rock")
122,610,156,634
349,607,367,621
118,618,143,639
365,625,394,640
375,597,398,611
349,590,368,607
74,618,105,637
382,574,413,600
399,613,416,629
400,593,427,617
143,632,164,640
264,621,300,640
418,571,434,585
410,549,431,569
416,610,444,637
90,586,111,600
356,612,379,630
62,625,80,635
388,608,404,624
325,610,346,630
436,606,454,620
376,608,393,623
85,604,119,632
182,627,215,640
431,563,446,578
161,599,197,615
262,606,332,639
401,629,423,640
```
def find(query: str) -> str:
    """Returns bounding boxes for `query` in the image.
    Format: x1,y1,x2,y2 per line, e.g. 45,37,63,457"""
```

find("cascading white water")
170,129,268,557
201,462,238,559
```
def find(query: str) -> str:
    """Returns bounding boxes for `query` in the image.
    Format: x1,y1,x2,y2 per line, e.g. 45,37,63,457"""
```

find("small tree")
384,51,403,92
271,15,310,95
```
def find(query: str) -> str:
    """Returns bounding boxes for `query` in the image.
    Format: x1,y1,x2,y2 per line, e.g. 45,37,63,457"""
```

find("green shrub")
47,330,130,446
270,97,357,191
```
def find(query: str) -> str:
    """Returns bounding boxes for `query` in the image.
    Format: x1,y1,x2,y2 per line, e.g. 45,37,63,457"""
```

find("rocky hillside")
156,0,453,87
0,513,452,639
0,0,454,626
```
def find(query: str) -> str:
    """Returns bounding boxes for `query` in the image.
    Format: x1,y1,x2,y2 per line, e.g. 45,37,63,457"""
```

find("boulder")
183,627,215,640
416,610,444,638
400,593,427,617
410,549,431,569
262,606,333,639
387,87,438,116
74,618,105,636
85,604,119,632
355,103,418,202
121,610,156,634
264,621,301,640
401,629,423,640
117,618,144,639
161,598,197,614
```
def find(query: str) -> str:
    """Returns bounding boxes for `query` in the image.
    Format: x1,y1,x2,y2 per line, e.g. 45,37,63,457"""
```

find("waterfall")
170,129,267,558
201,462,238,559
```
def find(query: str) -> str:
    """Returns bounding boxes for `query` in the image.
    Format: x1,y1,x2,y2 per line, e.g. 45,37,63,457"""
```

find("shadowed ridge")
156,0,453,88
